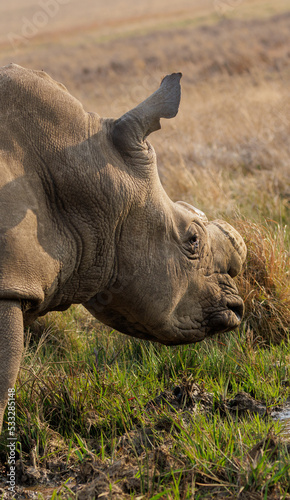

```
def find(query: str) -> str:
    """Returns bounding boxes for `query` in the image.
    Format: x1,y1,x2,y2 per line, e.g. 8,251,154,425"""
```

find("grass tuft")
236,220,290,344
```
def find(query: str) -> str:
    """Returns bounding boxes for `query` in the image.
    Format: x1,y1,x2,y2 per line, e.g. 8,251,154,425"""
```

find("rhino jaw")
84,276,245,346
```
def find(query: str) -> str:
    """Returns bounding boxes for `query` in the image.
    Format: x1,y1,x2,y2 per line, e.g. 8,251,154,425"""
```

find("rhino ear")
112,73,182,156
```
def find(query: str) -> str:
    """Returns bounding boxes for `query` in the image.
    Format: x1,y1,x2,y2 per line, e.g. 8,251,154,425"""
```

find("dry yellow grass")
236,220,289,344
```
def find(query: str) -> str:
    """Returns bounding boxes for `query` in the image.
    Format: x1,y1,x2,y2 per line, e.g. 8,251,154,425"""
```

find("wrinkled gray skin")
0,64,246,432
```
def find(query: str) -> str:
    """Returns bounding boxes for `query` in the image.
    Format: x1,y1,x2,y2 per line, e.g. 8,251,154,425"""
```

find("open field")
0,0,290,498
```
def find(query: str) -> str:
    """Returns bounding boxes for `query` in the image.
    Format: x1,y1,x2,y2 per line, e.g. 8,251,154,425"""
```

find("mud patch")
147,376,272,418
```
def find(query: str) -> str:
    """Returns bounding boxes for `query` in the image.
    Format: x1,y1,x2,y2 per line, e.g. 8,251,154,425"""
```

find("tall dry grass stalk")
236,220,289,344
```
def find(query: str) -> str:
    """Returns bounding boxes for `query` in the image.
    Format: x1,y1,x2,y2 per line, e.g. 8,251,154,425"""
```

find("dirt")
147,377,271,417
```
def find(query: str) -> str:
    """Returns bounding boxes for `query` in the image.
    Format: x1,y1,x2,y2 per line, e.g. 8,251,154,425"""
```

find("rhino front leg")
0,301,24,433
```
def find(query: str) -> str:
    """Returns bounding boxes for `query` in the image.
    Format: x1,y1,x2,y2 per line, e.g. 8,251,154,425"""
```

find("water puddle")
272,408,290,439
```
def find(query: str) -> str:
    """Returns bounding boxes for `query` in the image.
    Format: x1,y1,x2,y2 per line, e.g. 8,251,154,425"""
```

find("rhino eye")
188,234,199,254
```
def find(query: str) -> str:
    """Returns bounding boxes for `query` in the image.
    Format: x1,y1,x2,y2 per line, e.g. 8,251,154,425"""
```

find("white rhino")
0,64,246,432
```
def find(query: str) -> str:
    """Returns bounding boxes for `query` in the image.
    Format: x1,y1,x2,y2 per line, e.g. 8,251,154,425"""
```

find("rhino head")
84,73,247,345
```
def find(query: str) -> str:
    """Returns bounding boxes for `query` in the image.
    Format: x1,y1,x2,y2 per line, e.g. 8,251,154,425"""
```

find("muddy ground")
0,379,290,499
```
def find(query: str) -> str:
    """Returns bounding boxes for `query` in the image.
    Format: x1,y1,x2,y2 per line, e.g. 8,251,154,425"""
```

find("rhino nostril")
227,300,244,322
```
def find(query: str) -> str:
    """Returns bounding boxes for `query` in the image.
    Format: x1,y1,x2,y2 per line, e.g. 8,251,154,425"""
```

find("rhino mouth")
208,296,244,332
156,296,244,346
